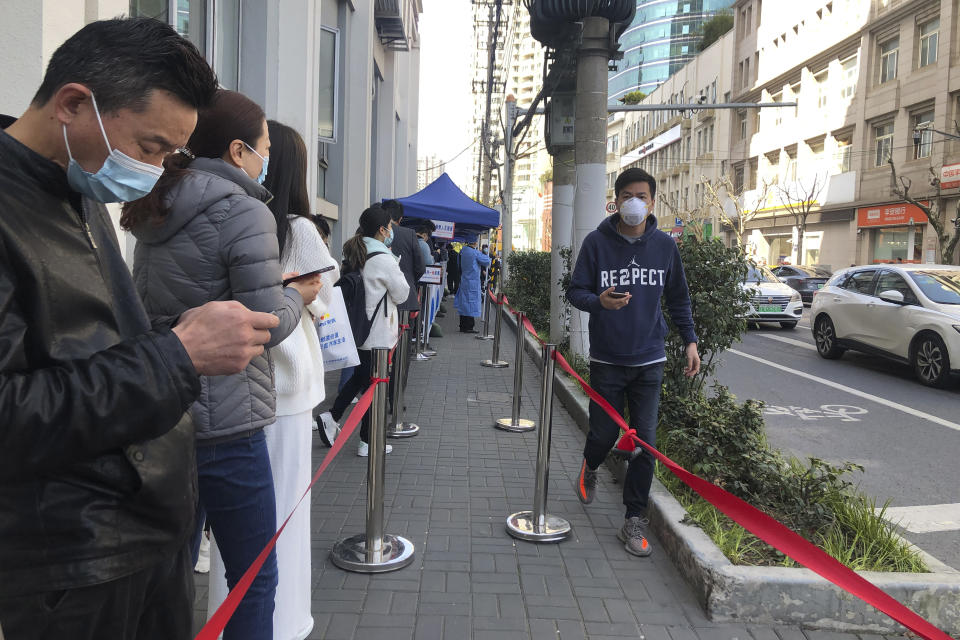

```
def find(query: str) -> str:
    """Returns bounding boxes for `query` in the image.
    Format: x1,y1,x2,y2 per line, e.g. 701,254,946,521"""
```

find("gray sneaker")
617,516,652,557
576,459,598,504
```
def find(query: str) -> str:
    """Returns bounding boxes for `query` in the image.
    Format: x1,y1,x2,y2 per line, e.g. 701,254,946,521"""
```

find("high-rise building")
609,0,734,103
417,154,446,191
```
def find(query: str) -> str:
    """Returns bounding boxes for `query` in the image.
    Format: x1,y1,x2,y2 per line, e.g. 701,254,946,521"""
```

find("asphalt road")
710,307,960,571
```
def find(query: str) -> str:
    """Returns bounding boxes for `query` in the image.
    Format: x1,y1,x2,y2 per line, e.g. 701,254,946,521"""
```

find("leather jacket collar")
0,114,74,202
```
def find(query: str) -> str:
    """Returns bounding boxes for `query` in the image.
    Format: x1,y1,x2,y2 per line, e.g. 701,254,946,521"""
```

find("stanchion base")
506,511,571,543
421,349,437,357
494,418,536,432
330,534,415,573
480,359,509,368
414,353,433,361
386,422,420,438
475,334,495,341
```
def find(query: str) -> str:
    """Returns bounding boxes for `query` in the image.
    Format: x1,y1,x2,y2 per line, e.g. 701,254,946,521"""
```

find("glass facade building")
609,0,734,103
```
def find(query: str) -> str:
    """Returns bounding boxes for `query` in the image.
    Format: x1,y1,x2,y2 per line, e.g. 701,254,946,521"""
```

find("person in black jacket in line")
0,18,279,640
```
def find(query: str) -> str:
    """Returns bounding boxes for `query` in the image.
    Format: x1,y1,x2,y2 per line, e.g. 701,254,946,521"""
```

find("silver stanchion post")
506,343,571,542
413,285,432,361
480,276,508,368
420,284,437,357
331,348,415,572
495,311,535,432
387,310,419,438
476,279,494,341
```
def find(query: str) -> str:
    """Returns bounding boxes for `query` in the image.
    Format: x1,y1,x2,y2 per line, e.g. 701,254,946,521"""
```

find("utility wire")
417,136,481,172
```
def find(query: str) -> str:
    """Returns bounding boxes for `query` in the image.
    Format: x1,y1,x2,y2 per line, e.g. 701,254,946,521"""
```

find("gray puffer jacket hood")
131,158,303,442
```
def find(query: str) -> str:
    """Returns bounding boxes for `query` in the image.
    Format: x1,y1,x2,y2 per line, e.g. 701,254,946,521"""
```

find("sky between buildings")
417,0,475,193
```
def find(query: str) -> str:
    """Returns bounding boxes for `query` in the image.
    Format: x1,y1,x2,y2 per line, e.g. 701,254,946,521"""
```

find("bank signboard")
856,201,929,228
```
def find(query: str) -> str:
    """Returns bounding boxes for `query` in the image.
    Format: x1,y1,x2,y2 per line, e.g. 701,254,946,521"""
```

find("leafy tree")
620,91,647,105
503,250,551,332
698,12,734,52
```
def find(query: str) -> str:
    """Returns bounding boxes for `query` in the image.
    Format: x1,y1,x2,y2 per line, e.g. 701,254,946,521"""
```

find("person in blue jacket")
454,234,491,333
567,167,700,558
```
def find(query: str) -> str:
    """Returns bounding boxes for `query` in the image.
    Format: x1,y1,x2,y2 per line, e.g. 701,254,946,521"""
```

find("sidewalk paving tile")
191,310,871,639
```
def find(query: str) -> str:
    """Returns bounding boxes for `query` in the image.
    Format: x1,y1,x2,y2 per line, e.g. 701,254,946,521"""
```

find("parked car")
811,264,960,388
771,264,832,304
741,264,804,329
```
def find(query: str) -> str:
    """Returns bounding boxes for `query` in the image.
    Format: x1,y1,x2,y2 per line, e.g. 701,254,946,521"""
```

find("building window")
841,54,858,99
213,0,241,89
738,110,747,140
785,149,798,182
874,123,894,166
707,124,714,152
317,143,328,199
918,18,939,68
878,37,899,84
734,163,745,192
815,69,829,109
772,92,783,126
318,25,340,142
913,109,935,159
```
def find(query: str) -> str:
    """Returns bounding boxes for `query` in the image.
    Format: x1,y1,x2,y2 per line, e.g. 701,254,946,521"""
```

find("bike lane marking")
728,348,960,433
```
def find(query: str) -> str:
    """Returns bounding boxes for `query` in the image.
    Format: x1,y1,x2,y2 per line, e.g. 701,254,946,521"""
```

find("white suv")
811,264,960,388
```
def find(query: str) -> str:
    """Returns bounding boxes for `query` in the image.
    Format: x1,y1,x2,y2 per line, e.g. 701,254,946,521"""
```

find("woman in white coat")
319,203,409,457
207,121,339,640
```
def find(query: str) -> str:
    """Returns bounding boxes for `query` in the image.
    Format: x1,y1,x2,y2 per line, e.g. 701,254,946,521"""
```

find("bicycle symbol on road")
763,404,868,422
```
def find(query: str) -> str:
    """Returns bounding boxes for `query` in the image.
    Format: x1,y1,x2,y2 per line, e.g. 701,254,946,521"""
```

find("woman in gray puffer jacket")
122,89,322,640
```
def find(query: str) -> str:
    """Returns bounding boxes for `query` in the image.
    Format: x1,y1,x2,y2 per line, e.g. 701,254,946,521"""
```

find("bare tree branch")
774,172,825,265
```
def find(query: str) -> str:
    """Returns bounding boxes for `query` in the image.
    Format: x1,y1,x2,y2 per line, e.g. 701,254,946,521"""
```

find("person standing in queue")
125,90,323,640
567,167,700,558
0,17,280,640
454,234,491,333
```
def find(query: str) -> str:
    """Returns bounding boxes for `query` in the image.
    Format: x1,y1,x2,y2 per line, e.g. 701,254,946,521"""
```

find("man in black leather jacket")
0,18,280,640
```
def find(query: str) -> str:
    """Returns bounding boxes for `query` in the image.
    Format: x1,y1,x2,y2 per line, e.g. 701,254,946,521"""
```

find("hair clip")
176,147,195,160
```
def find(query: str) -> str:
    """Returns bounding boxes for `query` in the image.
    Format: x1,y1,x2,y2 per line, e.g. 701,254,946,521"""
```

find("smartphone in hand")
282,264,335,286
608,291,629,299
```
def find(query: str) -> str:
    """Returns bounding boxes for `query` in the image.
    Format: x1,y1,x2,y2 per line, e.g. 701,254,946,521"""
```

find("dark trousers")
0,543,194,640
190,431,278,640
330,349,373,443
459,315,475,331
583,361,664,519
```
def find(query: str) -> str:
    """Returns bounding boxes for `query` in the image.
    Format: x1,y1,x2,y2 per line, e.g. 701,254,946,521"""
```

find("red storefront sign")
941,163,960,190
856,201,929,228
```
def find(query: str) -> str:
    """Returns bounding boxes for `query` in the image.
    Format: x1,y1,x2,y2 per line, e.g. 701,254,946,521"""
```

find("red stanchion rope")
194,376,389,640
546,347,950,639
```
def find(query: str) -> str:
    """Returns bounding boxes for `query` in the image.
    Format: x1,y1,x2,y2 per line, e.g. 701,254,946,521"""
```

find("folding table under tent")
390,172,500,240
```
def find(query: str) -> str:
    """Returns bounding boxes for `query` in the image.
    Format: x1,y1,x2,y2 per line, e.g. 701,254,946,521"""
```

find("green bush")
662,236,749,398
503,250,551,333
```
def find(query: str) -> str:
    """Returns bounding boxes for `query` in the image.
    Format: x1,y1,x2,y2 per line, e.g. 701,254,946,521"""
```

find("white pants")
208,411,315,640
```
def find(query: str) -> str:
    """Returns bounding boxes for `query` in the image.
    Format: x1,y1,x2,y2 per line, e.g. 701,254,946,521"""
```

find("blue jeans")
191,431,277,640
583,361,664,519
338,366,355,392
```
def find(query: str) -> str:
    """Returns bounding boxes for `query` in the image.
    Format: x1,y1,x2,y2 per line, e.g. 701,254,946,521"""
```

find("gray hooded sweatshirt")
131,158,302,442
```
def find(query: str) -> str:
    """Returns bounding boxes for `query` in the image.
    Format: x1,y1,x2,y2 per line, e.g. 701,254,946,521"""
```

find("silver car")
811,264,960,388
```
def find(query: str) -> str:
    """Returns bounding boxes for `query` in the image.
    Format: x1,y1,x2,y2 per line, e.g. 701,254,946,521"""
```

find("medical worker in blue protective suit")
454,235,491,333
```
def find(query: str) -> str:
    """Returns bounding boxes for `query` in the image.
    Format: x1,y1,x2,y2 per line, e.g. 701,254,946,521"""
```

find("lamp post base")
330,534,415,573
505,512,571,543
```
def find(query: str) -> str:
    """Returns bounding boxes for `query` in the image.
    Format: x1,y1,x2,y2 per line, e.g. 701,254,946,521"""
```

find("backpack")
335,251,387,346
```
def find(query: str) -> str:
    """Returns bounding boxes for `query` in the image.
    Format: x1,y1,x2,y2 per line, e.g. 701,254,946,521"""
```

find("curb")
502,313,960,633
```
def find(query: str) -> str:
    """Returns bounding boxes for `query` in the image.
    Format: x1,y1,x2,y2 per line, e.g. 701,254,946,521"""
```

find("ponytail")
120,150,192,229
341,230,368,273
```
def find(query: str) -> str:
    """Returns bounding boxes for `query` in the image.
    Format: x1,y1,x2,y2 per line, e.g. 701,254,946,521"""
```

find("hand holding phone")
608,291,629,299
599,286,631,310
282,264,335,286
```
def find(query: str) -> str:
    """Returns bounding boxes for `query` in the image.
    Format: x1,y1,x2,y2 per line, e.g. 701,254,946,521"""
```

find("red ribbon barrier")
194,377,388,640
548,349,951,640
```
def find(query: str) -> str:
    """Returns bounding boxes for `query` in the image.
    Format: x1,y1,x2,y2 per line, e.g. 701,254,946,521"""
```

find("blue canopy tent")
389,172,500,241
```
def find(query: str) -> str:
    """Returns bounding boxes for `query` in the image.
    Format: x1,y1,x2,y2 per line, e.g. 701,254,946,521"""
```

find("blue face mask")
243,142,269,185
63,93,164,203
383,225,395,248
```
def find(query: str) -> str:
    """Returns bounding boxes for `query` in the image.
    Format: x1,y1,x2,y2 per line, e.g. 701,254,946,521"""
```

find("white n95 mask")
619,197,648,226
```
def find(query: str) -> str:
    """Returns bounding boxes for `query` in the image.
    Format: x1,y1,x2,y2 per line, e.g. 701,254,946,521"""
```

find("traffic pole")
480,275,508,368
495,311,535,432
387,310,419,438
506,344,571,542
331,348,415,571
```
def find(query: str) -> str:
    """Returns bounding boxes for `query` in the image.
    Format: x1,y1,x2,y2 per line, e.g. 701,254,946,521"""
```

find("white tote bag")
317,287,361,371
